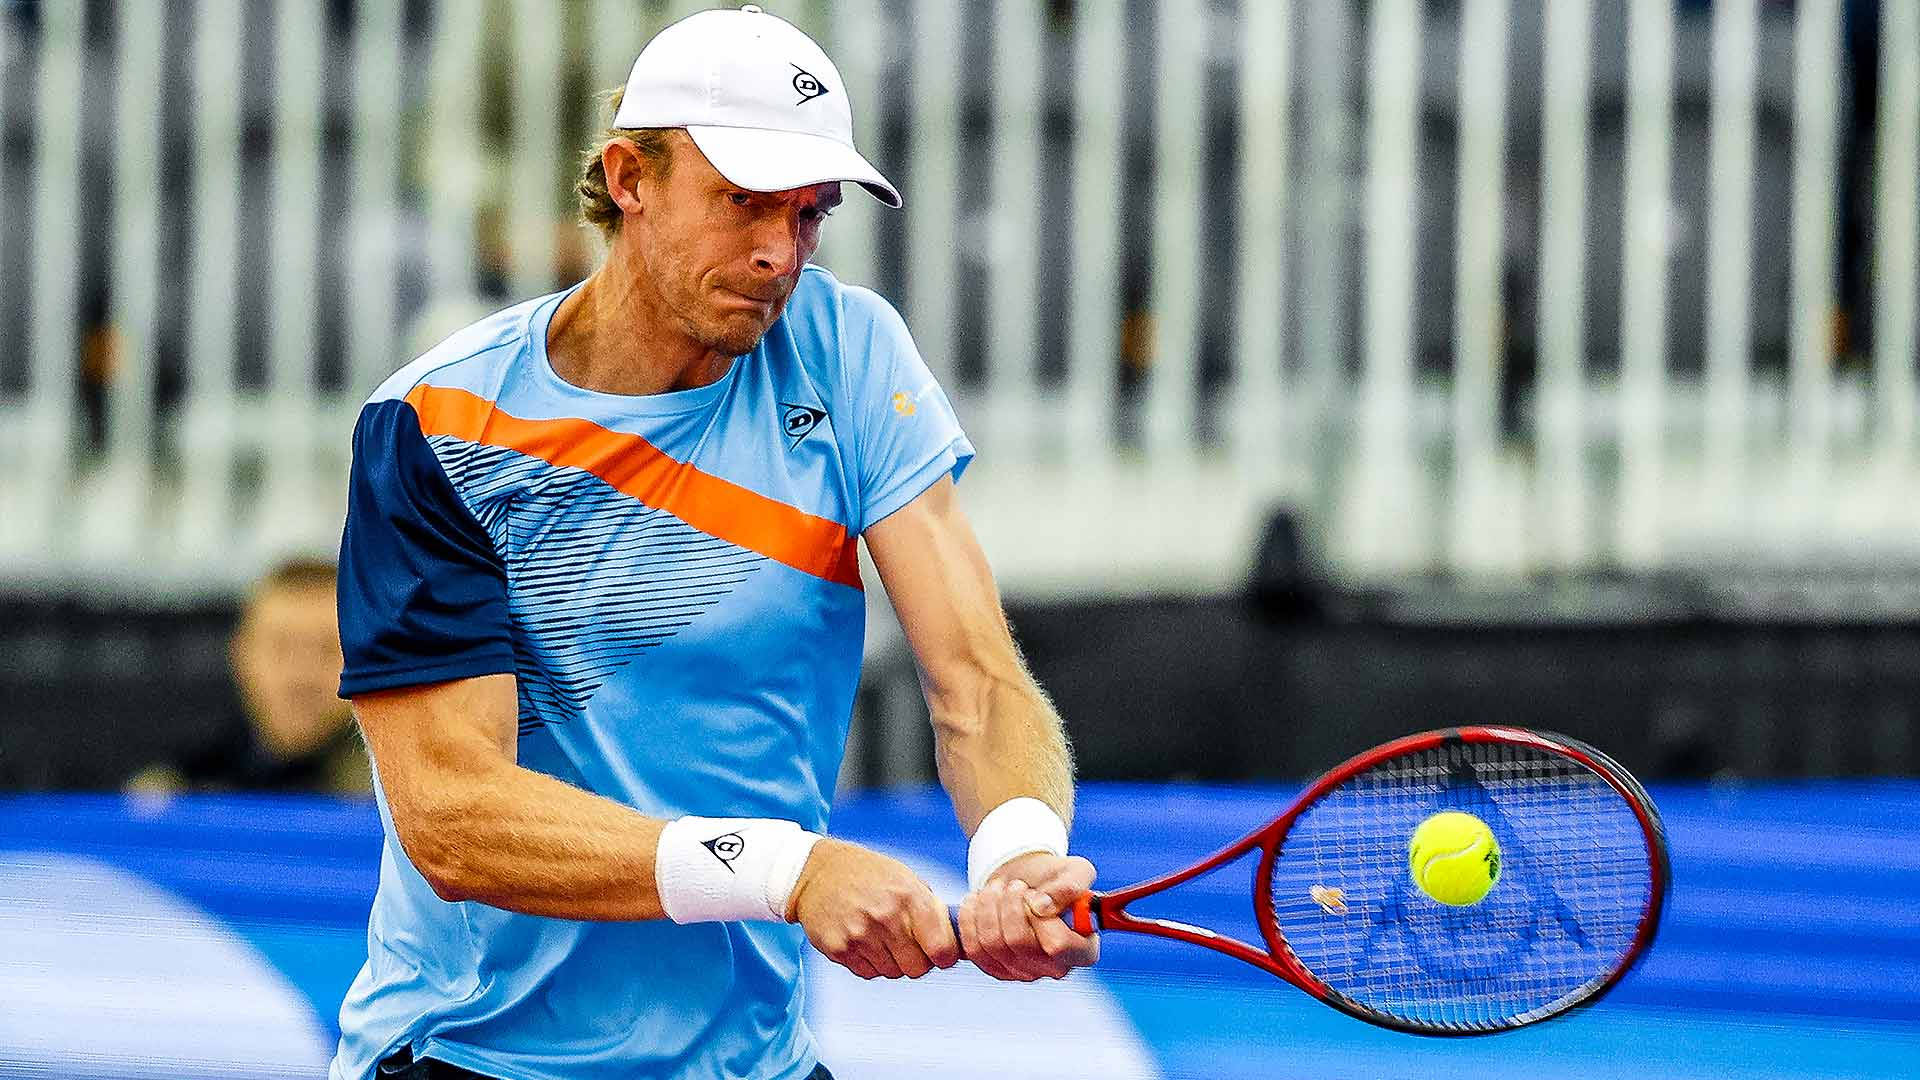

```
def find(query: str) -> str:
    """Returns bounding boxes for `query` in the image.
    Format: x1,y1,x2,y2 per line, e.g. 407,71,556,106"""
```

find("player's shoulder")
781,265,913,370
364,292,559,407
782,264,904,330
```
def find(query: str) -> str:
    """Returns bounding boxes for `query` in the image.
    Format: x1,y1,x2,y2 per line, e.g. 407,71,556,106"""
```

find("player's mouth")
720,287,780,309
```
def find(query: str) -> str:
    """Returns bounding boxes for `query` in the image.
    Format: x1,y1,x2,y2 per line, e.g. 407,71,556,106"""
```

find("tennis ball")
1408,811,1501,906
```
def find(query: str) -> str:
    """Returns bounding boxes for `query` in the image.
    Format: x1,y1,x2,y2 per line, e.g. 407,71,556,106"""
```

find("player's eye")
727,191,751,207
800,205,835,222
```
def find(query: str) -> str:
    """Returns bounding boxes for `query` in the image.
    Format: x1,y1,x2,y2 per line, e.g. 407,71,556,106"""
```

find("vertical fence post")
93,0,169,563
260,0,331,559
1787,0,1842,546
1230,0,1290,488
1450,0,1511,573
1064,0,1125,466
16,1,86,567
584,0,674,290
817,0,881,290
1616,0,1675,568
1535,0,1595,569
1704,0,1758,549
1873,1,1919,474
588,0,649,101
177,0,246,562
507,0,567,301
905,0,962,385
424,0,487,308
346,0,407,403
1345,0,1422,573
1293,2,1357,547
1144,0,1207,459
984,0,1046,459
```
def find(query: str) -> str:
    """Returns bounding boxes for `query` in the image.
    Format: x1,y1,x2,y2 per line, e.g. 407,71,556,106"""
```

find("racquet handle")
945,895,1095,961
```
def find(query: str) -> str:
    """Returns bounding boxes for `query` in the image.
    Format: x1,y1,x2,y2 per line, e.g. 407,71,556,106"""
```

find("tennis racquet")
960,726,1669,1035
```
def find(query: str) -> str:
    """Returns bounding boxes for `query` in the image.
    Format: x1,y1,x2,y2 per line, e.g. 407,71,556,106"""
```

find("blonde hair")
577,87,676,238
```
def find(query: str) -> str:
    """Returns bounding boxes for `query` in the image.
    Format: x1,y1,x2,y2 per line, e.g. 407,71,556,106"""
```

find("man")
331,7,1096,1080
126,557,370,796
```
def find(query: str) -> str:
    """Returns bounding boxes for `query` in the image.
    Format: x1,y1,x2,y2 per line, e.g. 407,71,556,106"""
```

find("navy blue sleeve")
336,398,516,698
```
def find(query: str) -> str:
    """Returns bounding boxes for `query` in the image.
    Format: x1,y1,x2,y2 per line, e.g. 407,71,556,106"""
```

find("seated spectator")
125,558,371,796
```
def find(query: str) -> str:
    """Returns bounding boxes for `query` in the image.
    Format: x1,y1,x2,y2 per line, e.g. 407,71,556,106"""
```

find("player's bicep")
353,673,517,801
336,396,520,879
351,673,518,888
865,476,1021,712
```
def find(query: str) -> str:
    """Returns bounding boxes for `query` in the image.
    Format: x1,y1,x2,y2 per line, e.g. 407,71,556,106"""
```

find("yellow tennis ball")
1408,811,1501,906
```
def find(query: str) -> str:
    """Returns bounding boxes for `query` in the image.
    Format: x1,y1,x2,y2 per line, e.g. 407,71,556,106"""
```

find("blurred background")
1,0,1918,1077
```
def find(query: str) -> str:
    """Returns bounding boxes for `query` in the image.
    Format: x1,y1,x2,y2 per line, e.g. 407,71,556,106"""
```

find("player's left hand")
957,851,1099,982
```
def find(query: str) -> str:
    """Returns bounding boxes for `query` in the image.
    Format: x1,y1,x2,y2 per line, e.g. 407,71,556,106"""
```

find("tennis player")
329,7,1095,1079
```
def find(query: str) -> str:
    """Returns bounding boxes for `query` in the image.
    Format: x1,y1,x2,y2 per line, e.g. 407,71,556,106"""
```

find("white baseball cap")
613,5,901,208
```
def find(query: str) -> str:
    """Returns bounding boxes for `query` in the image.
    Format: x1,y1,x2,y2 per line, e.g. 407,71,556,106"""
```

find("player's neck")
546,258,730,397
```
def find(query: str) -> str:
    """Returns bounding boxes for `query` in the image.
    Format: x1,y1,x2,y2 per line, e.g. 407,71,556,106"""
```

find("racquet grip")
945,895,1095,960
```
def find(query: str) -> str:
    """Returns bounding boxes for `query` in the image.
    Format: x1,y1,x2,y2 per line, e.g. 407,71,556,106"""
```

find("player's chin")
706,313,776,356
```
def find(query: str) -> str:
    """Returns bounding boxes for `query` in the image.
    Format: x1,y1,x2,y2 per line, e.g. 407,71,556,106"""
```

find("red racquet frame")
1060,726,1670,1035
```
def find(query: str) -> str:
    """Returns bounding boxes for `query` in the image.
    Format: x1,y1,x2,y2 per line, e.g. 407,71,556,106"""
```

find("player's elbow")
414,841,480,903
390,785,495,902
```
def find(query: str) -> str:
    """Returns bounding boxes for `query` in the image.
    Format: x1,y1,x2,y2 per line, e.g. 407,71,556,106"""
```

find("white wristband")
966,797,1069,892
655,816,823,924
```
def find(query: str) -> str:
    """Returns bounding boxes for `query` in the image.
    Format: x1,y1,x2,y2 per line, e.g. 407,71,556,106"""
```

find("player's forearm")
398,761,670,921
929,666,1075,835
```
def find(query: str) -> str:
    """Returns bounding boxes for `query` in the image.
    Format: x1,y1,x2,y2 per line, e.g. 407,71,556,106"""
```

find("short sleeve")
336,398,517,697
843,288,975,532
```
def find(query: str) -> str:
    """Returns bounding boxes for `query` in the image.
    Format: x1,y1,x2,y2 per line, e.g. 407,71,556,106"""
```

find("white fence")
0,0,1917,599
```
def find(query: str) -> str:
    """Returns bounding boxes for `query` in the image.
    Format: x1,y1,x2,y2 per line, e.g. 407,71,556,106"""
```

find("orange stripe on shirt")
403,383,863,590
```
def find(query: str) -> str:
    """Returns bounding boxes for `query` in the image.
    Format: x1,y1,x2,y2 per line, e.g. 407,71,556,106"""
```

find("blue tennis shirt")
330,265,972,1080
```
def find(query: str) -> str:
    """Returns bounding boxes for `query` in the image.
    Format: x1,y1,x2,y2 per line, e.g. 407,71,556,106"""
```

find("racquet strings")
1267,739,1656,1032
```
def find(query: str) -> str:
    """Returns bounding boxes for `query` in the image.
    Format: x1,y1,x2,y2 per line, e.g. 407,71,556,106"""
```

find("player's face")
632,138,841,358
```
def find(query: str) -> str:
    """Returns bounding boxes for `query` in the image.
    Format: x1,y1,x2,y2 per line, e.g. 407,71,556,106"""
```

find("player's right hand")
787,837,959,980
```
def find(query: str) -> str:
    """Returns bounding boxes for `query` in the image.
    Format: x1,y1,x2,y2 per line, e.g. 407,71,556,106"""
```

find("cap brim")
687,126,902,209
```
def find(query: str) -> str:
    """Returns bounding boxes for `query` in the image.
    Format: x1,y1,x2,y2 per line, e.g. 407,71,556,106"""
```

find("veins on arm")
864,477,1074,835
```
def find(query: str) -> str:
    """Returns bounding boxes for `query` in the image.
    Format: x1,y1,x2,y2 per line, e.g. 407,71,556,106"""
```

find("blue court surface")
2,781,1916,1079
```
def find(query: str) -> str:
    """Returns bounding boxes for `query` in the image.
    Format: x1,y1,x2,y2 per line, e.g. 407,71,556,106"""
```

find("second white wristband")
966,797,1069,892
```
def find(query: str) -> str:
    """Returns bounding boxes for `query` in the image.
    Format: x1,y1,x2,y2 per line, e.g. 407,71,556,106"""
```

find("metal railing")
0,0,1916,597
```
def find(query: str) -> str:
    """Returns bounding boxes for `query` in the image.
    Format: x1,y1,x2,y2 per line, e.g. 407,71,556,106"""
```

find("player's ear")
602,138,650,218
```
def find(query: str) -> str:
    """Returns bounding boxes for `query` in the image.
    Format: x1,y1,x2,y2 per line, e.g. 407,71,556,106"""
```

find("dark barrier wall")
0,599,236,791
3,583,1917,791
1015,596,1920,784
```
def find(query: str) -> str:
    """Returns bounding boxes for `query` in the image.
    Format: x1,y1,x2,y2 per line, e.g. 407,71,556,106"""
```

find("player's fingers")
1023,855,1097,919
879,923,934,979
872,892,934,978
960,890,1016,980
969,881,1023,981
908,888,960,969
846,910,906,979
1031,911,1100,971
824,937,879,980
857,933,905,979
955,892,986,970
989,879,1058,981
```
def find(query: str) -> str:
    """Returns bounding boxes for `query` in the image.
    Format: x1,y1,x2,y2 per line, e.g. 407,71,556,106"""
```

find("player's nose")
748,217,803,280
